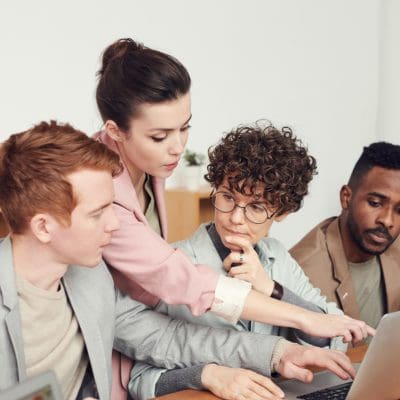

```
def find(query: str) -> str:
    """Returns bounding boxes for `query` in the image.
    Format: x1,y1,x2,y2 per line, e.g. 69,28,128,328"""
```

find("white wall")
0,0,389,247
377,0,400,143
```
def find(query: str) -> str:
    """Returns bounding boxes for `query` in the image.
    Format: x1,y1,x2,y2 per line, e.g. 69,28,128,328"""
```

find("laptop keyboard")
297,382,352,399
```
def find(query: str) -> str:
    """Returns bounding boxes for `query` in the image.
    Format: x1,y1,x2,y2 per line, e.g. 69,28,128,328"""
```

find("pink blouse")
95,131,251,399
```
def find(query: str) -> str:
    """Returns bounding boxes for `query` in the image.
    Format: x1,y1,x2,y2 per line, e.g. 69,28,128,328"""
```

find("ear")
340,185,352,210
104,120,125,142
274,212,289,223
30,213,58,243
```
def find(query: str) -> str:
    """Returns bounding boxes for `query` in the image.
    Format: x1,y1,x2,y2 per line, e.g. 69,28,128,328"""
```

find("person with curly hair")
129,122,353,400
290,142,400,331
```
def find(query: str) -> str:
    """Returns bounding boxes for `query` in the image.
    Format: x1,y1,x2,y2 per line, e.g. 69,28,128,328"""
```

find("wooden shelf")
165,186,213,243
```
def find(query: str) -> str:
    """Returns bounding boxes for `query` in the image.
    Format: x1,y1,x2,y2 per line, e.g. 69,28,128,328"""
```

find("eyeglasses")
211,191,278,224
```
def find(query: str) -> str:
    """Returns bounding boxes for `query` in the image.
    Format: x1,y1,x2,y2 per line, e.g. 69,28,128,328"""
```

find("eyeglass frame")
210,190,279,224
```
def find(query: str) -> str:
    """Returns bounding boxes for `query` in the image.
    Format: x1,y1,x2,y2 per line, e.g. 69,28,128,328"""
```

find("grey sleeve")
282,286,324,313
282,286,330,347
113,289,279,376
155,365,205,396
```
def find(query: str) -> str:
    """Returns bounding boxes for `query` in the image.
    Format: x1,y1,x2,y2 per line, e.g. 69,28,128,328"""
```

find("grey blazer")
0,237,280,399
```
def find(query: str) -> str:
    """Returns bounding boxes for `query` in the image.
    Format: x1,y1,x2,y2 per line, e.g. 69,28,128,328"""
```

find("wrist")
270,280,283,300
295,309,314,331
201,363,217,389
258,278,274,296
271,338,292,373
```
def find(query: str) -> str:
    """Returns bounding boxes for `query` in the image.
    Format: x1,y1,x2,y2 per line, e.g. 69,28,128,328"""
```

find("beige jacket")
290,217,400,320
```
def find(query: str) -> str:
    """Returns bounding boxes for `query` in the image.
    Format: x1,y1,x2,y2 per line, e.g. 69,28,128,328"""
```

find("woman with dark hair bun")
94,38,372,399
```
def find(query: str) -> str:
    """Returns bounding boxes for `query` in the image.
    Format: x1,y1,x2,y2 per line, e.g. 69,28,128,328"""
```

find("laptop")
0,370,63,400
279,310,400,399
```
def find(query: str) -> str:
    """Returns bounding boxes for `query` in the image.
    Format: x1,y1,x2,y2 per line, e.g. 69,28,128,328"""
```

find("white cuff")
210,275,251,323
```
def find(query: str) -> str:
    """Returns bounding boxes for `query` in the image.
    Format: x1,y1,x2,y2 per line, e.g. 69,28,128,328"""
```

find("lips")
225,228,247,236
100,239,111,248
367,232,389,244
164,161,179,170
366,228,392,245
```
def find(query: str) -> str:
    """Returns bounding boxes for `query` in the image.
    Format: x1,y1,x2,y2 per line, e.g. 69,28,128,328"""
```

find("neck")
338,214,374,263
11,234,68,292
115,142,146,195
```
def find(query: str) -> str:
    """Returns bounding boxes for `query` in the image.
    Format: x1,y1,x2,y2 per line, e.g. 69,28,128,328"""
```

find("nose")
105,206,120,233
377,206,395,229
230,204,246,224
169,131,185,156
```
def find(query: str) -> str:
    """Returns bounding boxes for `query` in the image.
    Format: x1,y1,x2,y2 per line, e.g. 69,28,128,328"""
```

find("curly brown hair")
205,122,317,215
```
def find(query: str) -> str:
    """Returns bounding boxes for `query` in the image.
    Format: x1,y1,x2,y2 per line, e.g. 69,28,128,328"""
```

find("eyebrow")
88,201,112,215
367,192,388,200
149,115,192,133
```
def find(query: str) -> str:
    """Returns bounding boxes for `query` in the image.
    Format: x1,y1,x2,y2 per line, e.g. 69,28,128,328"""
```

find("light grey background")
1,0,399,247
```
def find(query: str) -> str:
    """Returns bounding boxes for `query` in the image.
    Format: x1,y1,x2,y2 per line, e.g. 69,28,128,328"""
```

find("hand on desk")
276,343,356,383
201,364,284,400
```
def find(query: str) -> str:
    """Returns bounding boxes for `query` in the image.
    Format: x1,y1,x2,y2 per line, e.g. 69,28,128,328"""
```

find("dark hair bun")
96,37,191,130
98,38,143,76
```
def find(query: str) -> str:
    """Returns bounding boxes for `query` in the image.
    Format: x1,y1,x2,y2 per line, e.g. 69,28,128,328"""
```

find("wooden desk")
155,345,368,400
165,186,213,243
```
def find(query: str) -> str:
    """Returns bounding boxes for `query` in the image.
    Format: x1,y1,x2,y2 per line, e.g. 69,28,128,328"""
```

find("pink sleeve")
103,203,219,316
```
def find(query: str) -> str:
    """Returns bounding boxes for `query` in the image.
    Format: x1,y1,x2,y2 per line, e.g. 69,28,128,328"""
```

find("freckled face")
117,93,191,179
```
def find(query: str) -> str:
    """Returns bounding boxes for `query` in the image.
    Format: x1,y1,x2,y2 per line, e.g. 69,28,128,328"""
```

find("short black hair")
348,141,400,189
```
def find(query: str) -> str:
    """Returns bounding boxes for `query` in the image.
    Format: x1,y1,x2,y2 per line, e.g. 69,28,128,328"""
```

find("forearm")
240,289,310,330
282,287,330,347
281,287,324,313
114,290,279,376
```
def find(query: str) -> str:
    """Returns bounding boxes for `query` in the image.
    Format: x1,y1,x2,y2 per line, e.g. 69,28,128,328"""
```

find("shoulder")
382,236,400,265
172,224,210,262
289,217,337,265
65,260,114,291
260,236,288,259
260,237,304,274
63,260,117,320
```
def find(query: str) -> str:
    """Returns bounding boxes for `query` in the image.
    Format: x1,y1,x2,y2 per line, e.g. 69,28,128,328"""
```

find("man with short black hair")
291,142,400,330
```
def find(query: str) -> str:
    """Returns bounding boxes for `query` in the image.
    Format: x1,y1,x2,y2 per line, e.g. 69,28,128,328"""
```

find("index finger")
249,373,285,398
224,235,254,253
314,351,356,380
366,325,376,337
